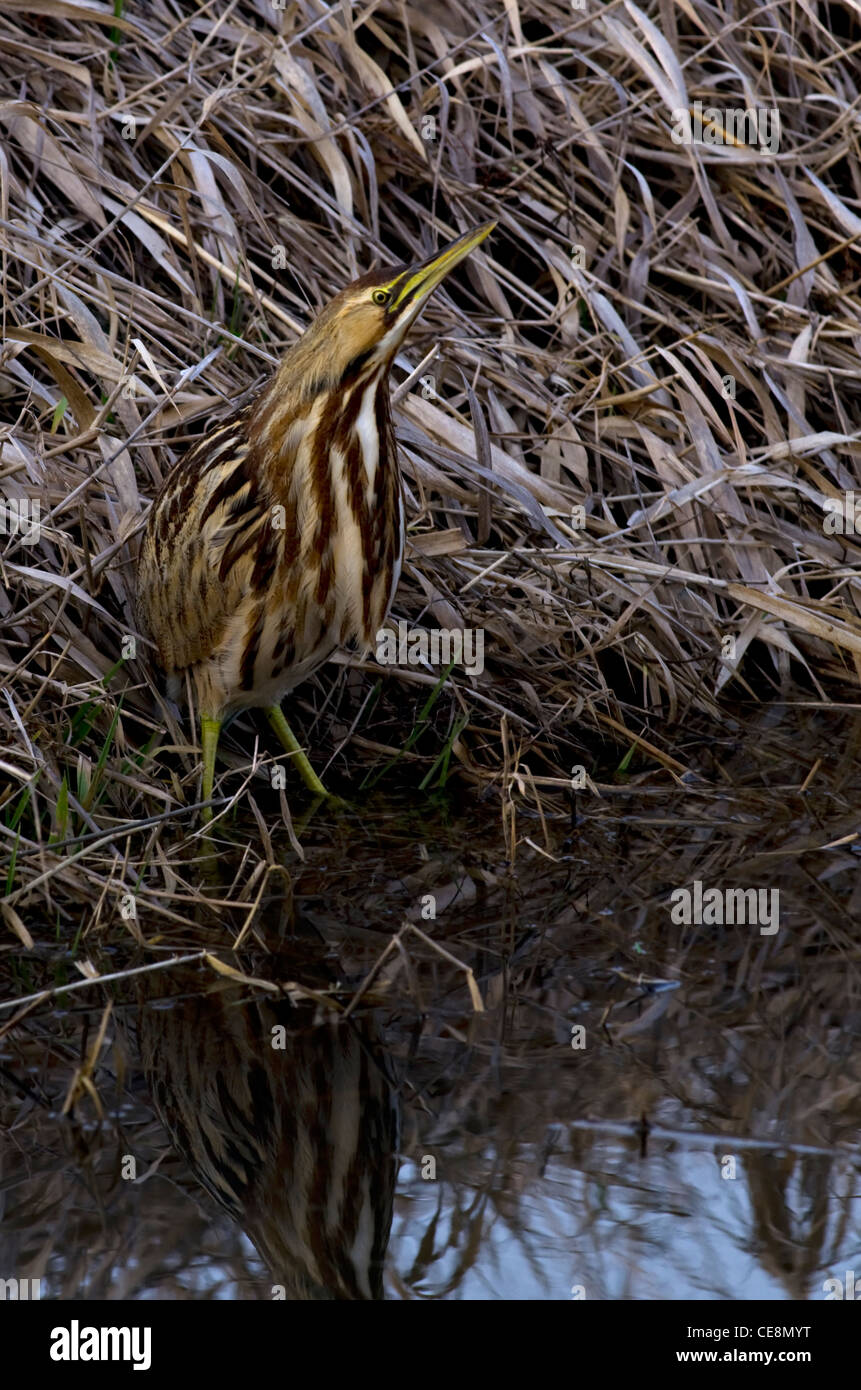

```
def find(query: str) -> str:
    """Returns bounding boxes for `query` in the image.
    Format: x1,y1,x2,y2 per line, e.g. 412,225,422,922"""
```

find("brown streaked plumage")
136,221,494,816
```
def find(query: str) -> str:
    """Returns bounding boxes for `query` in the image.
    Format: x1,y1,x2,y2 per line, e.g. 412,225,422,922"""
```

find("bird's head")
278,221,495,400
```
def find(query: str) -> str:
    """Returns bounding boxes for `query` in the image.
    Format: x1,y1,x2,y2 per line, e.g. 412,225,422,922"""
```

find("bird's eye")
371,289,389,306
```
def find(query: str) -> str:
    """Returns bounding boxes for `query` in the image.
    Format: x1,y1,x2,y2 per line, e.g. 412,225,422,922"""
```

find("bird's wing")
137,416,279,675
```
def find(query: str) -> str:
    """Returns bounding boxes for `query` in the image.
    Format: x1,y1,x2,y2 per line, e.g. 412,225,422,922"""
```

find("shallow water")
2,705,860,1299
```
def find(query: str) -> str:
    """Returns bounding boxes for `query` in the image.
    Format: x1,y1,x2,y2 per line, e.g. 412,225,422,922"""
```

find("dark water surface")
2,706,860,1299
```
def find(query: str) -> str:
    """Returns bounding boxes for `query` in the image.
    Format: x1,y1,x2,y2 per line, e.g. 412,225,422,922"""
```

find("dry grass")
1,1,861,929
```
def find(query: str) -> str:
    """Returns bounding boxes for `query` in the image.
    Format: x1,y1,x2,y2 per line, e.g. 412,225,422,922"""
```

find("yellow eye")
371,289,389,305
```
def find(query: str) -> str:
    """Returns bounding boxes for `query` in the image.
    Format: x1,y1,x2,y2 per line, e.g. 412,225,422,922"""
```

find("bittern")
137,221,494,817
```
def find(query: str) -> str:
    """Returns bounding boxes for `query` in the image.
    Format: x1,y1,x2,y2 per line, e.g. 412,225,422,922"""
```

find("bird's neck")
248,357,397,499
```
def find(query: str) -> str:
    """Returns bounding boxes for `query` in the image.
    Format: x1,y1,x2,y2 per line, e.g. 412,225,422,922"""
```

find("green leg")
266,704,327,797
200,714,222,821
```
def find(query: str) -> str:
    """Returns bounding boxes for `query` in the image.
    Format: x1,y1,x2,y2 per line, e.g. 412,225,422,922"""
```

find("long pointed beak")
390,220,495,315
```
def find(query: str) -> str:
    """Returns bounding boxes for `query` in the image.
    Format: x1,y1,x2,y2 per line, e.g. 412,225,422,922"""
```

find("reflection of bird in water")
137,983,399,1299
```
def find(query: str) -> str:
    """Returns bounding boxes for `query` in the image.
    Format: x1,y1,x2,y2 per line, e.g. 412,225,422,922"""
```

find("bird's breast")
242,376,403,704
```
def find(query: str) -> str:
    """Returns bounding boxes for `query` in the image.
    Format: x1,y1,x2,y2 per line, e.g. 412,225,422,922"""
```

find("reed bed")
1,0,860,931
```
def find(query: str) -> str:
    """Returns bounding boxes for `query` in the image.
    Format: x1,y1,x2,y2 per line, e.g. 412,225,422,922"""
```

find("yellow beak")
390,220,496,314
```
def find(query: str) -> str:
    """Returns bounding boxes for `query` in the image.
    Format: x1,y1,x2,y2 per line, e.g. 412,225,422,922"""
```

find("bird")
136,220,495,818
